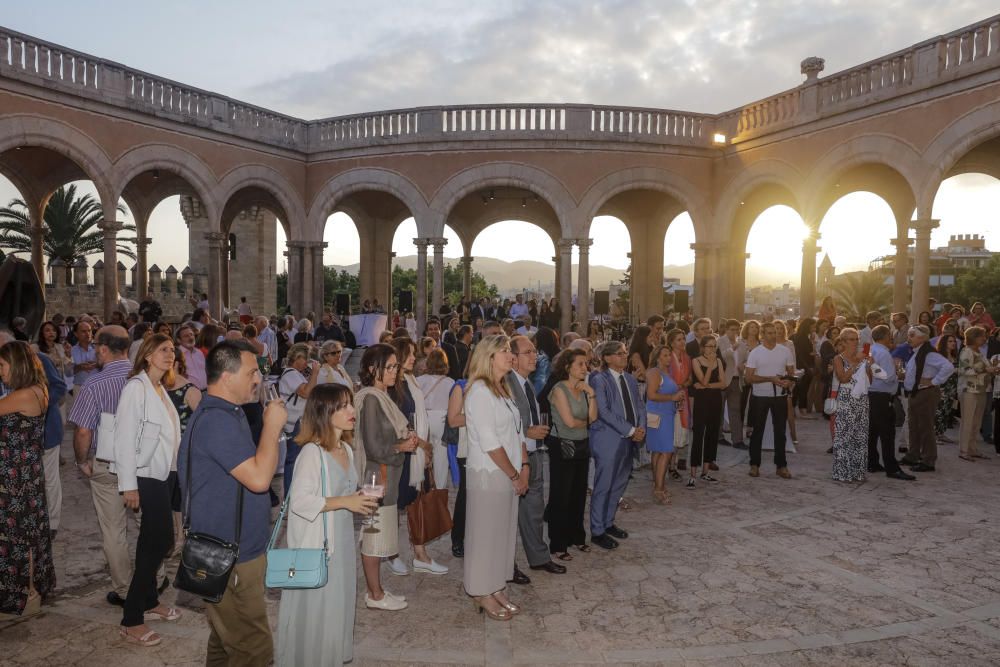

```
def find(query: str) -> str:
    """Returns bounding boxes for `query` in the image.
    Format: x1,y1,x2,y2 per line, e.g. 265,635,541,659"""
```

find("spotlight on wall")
489,190,495,200
152,169,160,180
521,198,527,207
712,133,727,145
481,194,489,205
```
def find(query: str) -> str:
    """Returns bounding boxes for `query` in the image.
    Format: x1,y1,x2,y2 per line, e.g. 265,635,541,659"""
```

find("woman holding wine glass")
353,344,419,611
276,384,378,667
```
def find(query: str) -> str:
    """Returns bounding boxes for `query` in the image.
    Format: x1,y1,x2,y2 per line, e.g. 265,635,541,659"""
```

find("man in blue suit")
588,340,646,549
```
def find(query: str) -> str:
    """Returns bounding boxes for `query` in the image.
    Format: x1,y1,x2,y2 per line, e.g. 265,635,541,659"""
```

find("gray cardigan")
358,393,405,505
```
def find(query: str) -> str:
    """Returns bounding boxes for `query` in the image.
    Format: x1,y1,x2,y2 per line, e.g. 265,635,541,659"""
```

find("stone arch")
919,99,1000,218
802,134,923,226
715,159,805,240
576,167,710,240
110,143,220,225
214,164,305,238
0,114,116,207
306,167,429,240
429,163,576,238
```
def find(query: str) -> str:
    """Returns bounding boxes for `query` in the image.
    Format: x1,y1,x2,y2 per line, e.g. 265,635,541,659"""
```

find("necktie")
524,381,540,425
620,374,636,425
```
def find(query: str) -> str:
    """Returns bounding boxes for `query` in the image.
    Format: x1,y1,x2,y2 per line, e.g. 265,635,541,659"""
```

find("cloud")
242,0,990,118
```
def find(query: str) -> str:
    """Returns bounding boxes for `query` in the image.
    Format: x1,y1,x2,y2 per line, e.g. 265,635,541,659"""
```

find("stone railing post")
912,42,944,84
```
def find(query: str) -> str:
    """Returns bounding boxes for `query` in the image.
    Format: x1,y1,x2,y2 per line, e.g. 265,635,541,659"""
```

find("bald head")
95,325,130,361
569,338,593,355
561,331,581,347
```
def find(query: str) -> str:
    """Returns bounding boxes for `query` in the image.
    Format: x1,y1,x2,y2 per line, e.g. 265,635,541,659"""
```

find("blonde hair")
286,342,311,365
465,334,511,398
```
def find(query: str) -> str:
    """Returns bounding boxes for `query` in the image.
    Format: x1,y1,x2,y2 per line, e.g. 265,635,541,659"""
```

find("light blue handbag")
265,446,330,589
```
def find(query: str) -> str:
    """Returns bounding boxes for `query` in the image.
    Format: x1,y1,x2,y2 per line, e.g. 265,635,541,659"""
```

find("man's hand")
122,489,140,510
631,427,646,442
263,398,288,431
526,425,549,440
77,460,93,478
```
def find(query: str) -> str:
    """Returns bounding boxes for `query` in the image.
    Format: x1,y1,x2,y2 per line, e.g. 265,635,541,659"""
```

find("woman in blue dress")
646,344,684,504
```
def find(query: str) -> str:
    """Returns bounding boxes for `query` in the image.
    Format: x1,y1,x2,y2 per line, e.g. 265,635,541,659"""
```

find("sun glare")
745,205,809,284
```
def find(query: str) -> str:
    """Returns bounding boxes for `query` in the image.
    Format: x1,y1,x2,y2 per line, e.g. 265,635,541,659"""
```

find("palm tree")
831,271,891,320
0,184,135,283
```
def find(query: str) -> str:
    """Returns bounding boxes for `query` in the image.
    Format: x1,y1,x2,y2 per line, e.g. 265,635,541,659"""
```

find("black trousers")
545,446,589,553
748,395,788,469
691,390,722,467
867,392,901,474
451,457,467,548
795,369,813,410
123,476,174,627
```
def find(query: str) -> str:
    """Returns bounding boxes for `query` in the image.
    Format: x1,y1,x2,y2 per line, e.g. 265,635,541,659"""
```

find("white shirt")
516,325,537,336
746,343,795,398
317,364,351,387
464,381,523,474
112,373,181,491
285,443,355,551
279,368,308,432
237,302,252,316
859,326,874,347
718,335,739,384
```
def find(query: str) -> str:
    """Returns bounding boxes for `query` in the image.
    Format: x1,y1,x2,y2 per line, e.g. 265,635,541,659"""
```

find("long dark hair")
627,325,652,372
534,326,560,360
794,317,815,341
935,333,958,361
36,321,61,354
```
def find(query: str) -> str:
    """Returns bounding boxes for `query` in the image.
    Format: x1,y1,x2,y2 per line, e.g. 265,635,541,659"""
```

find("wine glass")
361,470,384,533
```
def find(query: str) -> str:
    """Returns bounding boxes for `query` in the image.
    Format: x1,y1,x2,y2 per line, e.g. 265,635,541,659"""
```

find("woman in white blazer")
112,333,182,647
276,384,379,667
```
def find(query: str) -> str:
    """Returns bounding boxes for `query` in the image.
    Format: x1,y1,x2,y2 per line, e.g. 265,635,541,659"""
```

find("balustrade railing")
3,15,1000,151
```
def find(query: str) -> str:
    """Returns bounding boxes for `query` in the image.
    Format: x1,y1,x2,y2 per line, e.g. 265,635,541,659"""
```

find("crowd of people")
1,294,997,664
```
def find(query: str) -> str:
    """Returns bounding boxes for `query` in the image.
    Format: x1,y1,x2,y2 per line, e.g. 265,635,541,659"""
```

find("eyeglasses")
386,363,401,371
516,349,538,356
325,350,342,356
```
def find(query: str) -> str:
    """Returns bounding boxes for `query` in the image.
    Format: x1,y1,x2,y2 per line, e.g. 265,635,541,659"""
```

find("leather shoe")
106,591,126,607
529,561,567,574
910,463,935,472
887,470,916,480
749,465,760,477
591,534,619,550
868,464,885,473
606,525,629,539
776,467,792,479
451,544,464,558
507,566,531,585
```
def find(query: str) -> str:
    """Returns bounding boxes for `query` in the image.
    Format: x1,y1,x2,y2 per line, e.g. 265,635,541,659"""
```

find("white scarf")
404,374,430,488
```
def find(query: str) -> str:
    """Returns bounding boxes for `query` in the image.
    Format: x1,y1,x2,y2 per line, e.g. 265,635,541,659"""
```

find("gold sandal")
473,597,512,621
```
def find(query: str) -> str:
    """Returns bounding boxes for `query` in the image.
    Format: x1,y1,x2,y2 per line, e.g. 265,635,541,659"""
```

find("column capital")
413,237,431,250
576,238,594,250
910,218,940,235
430,237,448,249
891,237,913,249
204,231,227,245
558,239,575,252
139,237,153,247
99,219,123,234
462,255,473,263
690,242,727,255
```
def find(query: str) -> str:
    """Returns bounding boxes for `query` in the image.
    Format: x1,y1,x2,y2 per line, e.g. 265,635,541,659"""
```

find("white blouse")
463,380,523,474
317,364,352,387
286,442,355,552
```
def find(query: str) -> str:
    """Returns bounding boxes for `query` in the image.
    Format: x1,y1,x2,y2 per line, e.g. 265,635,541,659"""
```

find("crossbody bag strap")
265,443,327,551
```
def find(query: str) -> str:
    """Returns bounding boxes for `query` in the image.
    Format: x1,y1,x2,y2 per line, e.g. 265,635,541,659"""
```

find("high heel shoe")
492,593,521,615
473,597,512,621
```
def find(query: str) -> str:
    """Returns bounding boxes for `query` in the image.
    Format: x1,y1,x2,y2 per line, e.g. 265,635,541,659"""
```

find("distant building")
869,233,997,290
816,254,835,298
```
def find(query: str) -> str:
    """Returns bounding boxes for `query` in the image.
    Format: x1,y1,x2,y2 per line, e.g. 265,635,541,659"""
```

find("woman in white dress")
276,384,379,667
463,335,528,621
415,348,456,490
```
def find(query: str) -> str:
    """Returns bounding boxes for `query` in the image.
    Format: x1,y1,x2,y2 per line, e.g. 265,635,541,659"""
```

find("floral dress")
934,367,959,436
832,356,869,482
0,410,56,614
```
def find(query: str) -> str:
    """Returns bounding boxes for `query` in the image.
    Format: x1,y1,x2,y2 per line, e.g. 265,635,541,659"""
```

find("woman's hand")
512,472,528,496
582,383,596,399
122,489,140,510
397,434,419,453
341,491,379,516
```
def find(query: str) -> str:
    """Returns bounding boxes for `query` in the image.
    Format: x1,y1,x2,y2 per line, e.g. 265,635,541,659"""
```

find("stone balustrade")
2,14,1000,151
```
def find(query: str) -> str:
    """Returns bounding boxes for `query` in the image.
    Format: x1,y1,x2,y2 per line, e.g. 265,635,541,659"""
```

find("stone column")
136,236,152,299
98,219,122,320
204,232,226,320
891,237,912,315
221,235,230,310
462,255,473,302
909,219,939,317
387,251,396,311
285,241,305,316
301,242,314,318
28,224,45,292
576,238,593,331
414,238,430,331
431,238,447,315
558,240,573,333
312,242,327,314
799,233,819,319
553,253,562,309
690,243,708,316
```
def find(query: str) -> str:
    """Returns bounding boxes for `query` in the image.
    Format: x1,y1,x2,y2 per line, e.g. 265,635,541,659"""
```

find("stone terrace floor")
4,401,1000,666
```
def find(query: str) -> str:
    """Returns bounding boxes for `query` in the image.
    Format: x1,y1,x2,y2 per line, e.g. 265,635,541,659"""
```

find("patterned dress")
0,411,56,614
832,357,870,482
934,372,959,436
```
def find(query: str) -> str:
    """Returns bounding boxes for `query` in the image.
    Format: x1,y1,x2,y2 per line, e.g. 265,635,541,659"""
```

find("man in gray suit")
588,340,646,550
506,336,566,578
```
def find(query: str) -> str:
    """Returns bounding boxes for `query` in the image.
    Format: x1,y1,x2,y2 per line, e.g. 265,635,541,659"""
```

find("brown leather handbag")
407,471,453,545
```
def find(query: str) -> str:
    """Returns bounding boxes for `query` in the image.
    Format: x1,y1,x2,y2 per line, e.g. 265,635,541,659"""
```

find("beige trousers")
89,460,132,596
959,391,988,458
205,554,273,667
42,446,62,533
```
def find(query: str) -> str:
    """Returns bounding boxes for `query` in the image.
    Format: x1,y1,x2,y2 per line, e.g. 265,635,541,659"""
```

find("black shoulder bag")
174,409,244,603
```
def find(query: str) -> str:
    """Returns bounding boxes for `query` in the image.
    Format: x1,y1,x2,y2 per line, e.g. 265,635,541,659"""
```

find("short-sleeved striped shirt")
68,358,131,455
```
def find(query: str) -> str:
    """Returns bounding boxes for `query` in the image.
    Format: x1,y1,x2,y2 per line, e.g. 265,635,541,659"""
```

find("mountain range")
329,255,805,293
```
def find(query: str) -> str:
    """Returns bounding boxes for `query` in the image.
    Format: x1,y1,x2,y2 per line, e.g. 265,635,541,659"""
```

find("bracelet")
509,471,519,481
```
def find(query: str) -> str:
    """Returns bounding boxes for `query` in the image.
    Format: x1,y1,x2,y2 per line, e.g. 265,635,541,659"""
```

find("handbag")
407,470,453,545
95,378,161,468
824,374,841,416
173,410,243,603
265,444,330,589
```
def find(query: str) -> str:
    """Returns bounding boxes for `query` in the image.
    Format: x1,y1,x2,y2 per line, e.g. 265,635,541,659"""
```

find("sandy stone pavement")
4,401,1000,666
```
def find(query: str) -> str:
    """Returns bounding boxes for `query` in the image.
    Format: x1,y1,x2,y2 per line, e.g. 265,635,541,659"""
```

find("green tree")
0,184,134,283
391,262,499,313
832,271,891,320
947,256,1000,317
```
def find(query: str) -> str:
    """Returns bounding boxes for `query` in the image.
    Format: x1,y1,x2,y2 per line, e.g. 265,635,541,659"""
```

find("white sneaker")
387,557,410,576
413,558,449,575
385,589,407,602
365,592,407,611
